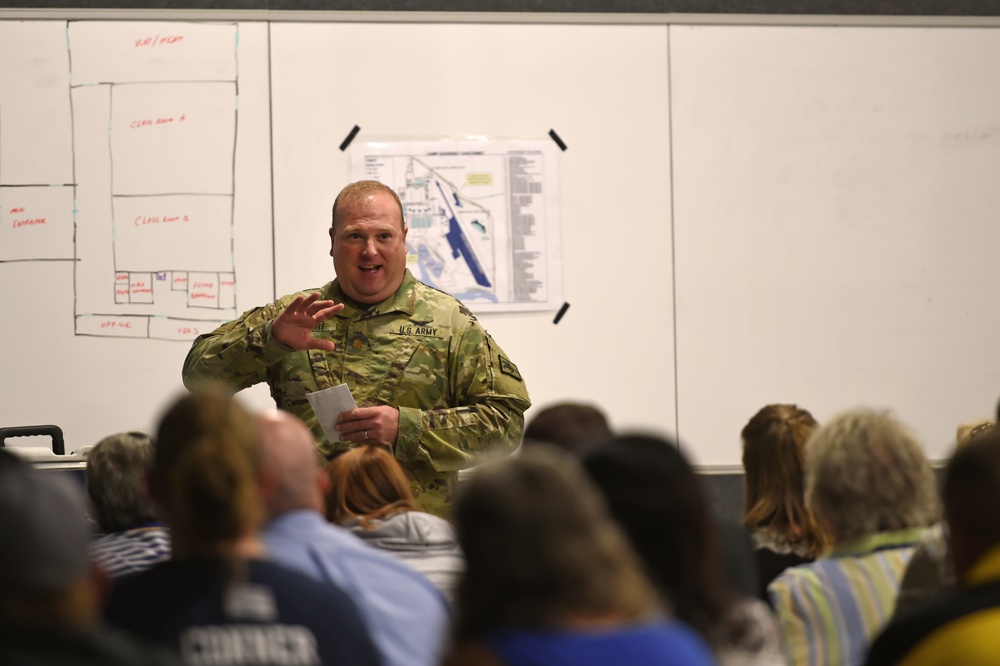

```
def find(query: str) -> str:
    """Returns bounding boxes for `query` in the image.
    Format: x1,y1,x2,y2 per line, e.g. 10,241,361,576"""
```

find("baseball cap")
0,450,92,596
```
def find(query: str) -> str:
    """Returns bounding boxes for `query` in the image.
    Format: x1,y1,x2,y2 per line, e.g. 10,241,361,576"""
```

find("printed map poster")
349,139,562,313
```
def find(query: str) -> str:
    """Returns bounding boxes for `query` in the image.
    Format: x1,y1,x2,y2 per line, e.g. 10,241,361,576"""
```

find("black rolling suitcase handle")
0,425,66,455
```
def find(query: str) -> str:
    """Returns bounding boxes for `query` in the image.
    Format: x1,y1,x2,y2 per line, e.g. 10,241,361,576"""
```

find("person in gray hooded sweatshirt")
326,444,464,602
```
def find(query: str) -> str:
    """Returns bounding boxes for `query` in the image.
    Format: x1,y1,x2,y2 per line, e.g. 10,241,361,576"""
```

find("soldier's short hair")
331,180,405,232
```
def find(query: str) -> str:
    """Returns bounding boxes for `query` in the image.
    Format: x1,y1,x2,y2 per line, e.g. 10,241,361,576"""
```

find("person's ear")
258,463,277,505
317,469,331,496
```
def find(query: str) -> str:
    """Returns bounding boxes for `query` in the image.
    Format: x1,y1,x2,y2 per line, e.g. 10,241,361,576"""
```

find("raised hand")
271,293,344,351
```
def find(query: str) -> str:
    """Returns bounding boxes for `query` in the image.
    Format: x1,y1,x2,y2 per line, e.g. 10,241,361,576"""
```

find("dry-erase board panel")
269,23,675,440
0,21,276,449
672,25,1000,465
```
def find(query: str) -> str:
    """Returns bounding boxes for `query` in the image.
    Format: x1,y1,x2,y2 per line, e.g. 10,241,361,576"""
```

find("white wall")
2,16,997,465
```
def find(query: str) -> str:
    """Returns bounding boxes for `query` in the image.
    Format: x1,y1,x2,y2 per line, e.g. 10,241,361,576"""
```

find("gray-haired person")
768,408,940,666
86,431,171,576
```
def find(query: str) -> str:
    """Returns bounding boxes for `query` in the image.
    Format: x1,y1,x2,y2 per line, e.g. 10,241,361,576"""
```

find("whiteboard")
671,25,1000,464
3,16,998,466
1,19,675,454
0,20,276,449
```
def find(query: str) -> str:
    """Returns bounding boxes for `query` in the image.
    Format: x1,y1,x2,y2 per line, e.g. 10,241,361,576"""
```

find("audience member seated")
582,434,786,665
867,426,1000,664
257,408,450,666
768,408,939,666
893,418,995,618
442,446,715,666
741,404,829,603
0,450,179,666
86,431,172,577
326,444,464,601
521,401,613,455
103,389,380,666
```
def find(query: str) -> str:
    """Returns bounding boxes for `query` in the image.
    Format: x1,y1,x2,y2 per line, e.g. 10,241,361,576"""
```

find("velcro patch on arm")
498,356,522,382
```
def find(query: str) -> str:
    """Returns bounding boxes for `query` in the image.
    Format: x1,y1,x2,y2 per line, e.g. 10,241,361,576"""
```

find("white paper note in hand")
306,383,358,445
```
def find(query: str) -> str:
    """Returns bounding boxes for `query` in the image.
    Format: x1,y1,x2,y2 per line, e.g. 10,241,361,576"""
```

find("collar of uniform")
826,527,927,558
964,544,1000,586
326,269,418,319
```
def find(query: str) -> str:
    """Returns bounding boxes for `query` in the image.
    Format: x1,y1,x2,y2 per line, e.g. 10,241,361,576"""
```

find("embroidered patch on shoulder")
498,356,522,382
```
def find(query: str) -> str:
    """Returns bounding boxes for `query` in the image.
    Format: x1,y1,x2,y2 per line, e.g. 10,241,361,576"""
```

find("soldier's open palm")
272,293,344,351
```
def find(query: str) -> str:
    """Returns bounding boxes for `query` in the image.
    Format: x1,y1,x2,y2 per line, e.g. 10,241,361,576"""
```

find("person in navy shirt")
104,389,379,666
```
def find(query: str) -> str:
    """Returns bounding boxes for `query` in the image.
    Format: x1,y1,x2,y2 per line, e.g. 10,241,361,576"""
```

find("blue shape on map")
417,244,444,278
436,181,492,288
453,289,499,303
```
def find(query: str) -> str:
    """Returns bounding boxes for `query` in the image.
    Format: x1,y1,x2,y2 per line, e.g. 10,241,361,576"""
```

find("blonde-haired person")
326,444,463,601
741,404,829,603
768,408,940,666
103,390,380,666
443,446,715,666
892,418,996,619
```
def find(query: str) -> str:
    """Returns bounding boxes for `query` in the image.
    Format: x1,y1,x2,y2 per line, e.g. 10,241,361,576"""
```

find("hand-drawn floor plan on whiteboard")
0,21,241,340
350,139,562,313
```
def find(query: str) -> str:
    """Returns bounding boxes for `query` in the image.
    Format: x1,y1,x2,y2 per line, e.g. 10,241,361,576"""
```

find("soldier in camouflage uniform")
182,181,530,516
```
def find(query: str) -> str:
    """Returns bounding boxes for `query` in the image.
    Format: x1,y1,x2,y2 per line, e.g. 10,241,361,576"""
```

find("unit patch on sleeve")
498,356,523,382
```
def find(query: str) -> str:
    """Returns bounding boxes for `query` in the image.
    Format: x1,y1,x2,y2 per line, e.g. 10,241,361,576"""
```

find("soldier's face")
329,191,408,305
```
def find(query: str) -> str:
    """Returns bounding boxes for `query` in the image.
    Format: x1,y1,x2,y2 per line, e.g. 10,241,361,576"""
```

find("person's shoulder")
868,580,1000,666
333,520,451,586
639,620,717,664
398,511,459,545
249,557,339,588
409,278,478,323
0,624,182,666
767,557,829,604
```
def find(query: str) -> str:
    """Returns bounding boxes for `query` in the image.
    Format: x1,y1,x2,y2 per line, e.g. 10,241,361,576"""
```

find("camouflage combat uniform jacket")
182,270,531,516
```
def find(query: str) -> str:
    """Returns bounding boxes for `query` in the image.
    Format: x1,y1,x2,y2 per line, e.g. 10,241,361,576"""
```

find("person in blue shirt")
257,407,451,666
442,445,716,666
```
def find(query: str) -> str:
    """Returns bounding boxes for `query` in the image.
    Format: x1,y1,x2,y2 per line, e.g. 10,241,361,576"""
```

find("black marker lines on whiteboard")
339,125,361,151
548,129,567,151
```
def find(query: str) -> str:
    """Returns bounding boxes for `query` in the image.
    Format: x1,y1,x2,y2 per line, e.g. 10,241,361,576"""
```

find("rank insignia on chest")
498,356,522,382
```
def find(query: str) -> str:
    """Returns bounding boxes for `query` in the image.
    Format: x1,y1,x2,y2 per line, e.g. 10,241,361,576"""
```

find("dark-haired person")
740,404,828,602
582,434,785,665
768,408,939,666
326,443,464,601
867,426,1000,665
444,446,715,666
893,418,996,619
86,431,171,577
521,401,613,456
104,390,380,666
0,450,179,666
183,180,530,517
